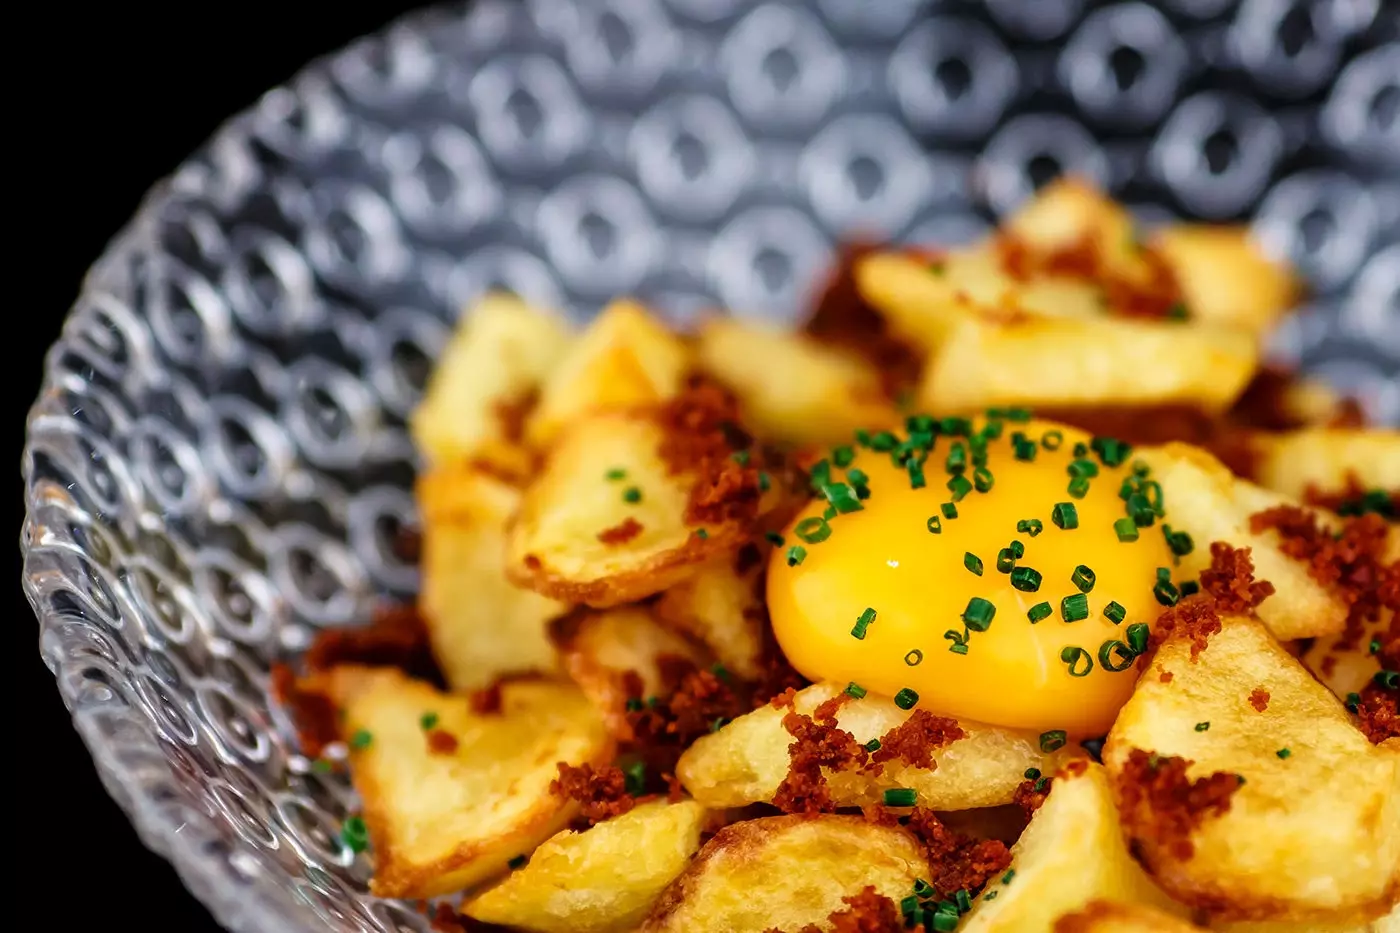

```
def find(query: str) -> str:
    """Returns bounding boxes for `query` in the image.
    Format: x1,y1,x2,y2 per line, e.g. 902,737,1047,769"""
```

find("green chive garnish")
1039,730,1067,752
884,787,917,807
341,816,369,853
731,450,750,466
1114,517,1140,542
822,482,864,514
1051,502,1079,529
908,459,927,489
1091,436,1130,467
1061,593,1090,622
962,597,996,632
1027,602,1052,624
1276,748,1292,759
786,545,807,567
764,531,783,546
996,547,1016,573
927,515,942,534
947,474,973,502
1071,565,1096,593
1099,639,1135,672
964,551,984,576
1010,566,1042,592
1163,524,1194,556
894,688,919,710
1017,518,1043,537
605,468,627,481
1068,475,1091,499
941,502,958,519
832,445,855,467
973,466,994,492
1103,601,1126,625
845,682,867,699
1154,577,1180,607
1126,623,1149,655
794,516,831,544
1041,430,1063,450
1195,721,1210,732
350,729,372,750
944,628,970,655
904,649,924,666
622,486,642,503
1060,646,1093,677
851,607,877,639
419,712,438,730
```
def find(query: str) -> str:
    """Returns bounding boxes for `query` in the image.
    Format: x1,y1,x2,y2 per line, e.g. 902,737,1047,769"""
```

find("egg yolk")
768,418,1175,737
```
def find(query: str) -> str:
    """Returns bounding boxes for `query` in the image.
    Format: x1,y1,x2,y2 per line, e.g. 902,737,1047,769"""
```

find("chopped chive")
1061,593,1090,622
1073,441,1089,458
1013,435,1038,461
695,528,710,540
1068,475,1091,499
758,471,771,492
1090,436,1130,467
1051,502,1079,529
847,467,870,487
1114,517,1140,542
907,414,936,435
1163,524,1194,557
419,712,438,730
1071,565,1096,593
1126,623,1149,655
1041,430,1063,450
764,531,783,546
1127,493,1156,527
883,787,917,807
941,502,959,519
963,552,984,576
1345,692,1362,712
944,628,970,654
821,482,864,514
968,435,989,468
1009,540,1025,559
605,468,627,481
1154,577,1180,606
870,431,898,452
794,517,831,544
845,682,867,699
1007,407,1032,422
1027,602,1052,623
822,504,838,520
808,459,832,491
832,445,855,467
945,442,967,474
864,738,882,752
622,486,642,503
855,429,872,447
982,892,999,903
907,459,927,489
786,545,807,567
901,895,921,918
312,759,333,774
349,729,372,750
730,450,750,466
1039,730,1067,752
1180,580,1200,597
624,761,647,795
1002,869,1016,885
894,688,919,710
1024,767,1041,780
1010,566,1043,592
1017,518,1043,537
926,515,943,534
1195,721,1210,732
341,815,369,853
1099,639,1135,672
1375,670,1399,689
1276,747,1292,759
1060,646,1093,677
913,879,935,898
955,889,972,913
962,597,996,632
1133,459,1150,476
1369,639,1381,655
940,416,972,436
904,649,924,666
947,474,973,501
1068,458,1099,479
851,606,877,640
981,419,1004,440
1103,601,1126,625
973,466,995,493
996,548,1016,573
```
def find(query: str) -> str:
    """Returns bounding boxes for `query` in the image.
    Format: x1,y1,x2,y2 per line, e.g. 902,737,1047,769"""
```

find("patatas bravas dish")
276,179,1400,933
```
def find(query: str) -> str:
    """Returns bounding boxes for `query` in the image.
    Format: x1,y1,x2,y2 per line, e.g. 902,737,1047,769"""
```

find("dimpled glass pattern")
20,1,1400,931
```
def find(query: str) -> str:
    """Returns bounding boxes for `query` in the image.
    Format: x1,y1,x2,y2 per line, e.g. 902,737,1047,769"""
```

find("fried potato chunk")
506,411,746,607
411,293,573,474
641,814,928,933
1104,612,1400,923
1151,225,1300,335
694,316,897,447
527,300,690,450
960,763,1185,933
1212,911,1394,933
1250,428,1400,502
302,666,611,899
463,799,710,933
1051,900,1202,932
1139,443,1350,640
918,315,1258,416
418,467,567,691
676,682,1074,811
653,551,766,680
552,606,707,737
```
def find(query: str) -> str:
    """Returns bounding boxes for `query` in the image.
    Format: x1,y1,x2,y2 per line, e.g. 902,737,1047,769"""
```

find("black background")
17,4,429,928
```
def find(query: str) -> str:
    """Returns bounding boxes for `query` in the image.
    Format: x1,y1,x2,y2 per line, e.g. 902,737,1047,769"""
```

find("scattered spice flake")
1247,688,1270,712
549,762,636,826
772,705,869,814
1250,507,1399,659
1148,595,1222,664
1159,671,1174,683
868,710,965,773
657,376,764,528
1199,542,1276,614
802,240,923,400
1114,749,1242,861
426,729,459,755
269,663,341,759
596,516,644,545
906,807,1013,898
304,603,444,688
1012,775,1051,816
825,886,905,933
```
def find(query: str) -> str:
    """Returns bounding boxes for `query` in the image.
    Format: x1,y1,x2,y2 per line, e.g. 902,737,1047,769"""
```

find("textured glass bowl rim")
18,20,432,933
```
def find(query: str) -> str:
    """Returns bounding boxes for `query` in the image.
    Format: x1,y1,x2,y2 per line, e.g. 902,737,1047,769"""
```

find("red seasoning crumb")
596,517,643,545
868,710,965,773
549,762,636,825
469,682,504,715
825,886,905,933
1247,688,1270,712
1013,776,1051,816
269,663,341,759
1060,759,1090,778
304,602,444,687
1114,749,1242,861
1354,685,1400,744
656,377,763,528
772,707,870,814
426,729,459,755
1199,543,1276,614
906,807,1013,897
1148,595,1223,663
1159,671,1174,684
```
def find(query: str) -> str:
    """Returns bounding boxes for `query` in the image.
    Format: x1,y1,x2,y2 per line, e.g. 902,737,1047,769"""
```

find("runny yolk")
768,418,1175,737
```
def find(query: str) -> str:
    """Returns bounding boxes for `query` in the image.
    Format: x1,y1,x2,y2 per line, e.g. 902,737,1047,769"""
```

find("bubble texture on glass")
20,2,1400,931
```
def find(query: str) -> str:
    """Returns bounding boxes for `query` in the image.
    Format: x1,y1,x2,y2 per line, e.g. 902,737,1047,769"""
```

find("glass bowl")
21,1,1399,931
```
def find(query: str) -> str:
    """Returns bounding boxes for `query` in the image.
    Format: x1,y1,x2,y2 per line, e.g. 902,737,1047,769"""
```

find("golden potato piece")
677,682,1074,811
1212,913,1390,933
552,605,707,737
693,316,897,448
302,666,612,899
918,315,1258,416
1138,442,1351,640
1250,428,1400,502
506,410,749,607
653,551,766,680
411,293,573,473
1104,612,1400,923
1302,528,1399,701
1003,176,1160,291
527,300,690,449
463,799,710,933
1051,901,1201,932
418,466,567,691
1152,225,1300,335
961,763,1185,933
642,814,928,933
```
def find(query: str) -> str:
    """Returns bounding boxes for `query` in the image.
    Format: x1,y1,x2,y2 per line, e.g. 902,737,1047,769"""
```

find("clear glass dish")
21,1,1398,930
